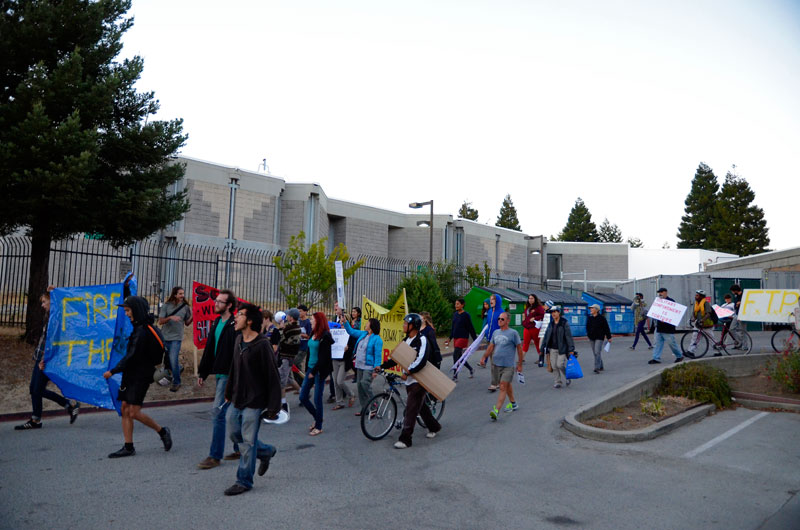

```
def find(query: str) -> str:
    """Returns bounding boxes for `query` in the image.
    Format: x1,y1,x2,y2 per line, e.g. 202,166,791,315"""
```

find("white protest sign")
739,289,800,323
647,298,687,327
334,260,345,309
330,327,349,360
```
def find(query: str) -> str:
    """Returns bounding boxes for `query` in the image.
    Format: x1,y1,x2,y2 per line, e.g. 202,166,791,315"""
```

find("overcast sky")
121,0,800,251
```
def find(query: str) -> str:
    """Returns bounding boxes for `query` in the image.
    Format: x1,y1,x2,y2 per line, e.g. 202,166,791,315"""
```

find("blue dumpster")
509,288,588,337
581,292,634,334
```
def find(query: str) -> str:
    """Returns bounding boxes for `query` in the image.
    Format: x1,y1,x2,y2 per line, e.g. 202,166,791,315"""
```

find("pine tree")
627,236,644,248
557,198,599,242
495,194,521,231
677,163,719,248
709,170,769,255
458,200,479,220
598,218,623,243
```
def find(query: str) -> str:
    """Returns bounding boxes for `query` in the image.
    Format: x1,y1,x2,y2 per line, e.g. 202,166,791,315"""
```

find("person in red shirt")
522,294,546,367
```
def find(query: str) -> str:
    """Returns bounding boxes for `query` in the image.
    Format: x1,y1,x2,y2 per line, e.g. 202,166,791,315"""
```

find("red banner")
191,281,250,349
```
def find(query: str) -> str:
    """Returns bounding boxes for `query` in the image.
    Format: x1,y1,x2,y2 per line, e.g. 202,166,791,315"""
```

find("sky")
121,0,800,251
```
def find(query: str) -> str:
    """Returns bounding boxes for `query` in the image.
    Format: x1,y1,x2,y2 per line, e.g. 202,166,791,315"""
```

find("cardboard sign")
739,289,800,323
331,327,349,360
647,298,687,327
389,342,456,401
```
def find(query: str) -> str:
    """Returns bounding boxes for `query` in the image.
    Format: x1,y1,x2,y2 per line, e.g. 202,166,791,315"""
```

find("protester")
103,295,172,457
485,294,504,391
444,298,477,380
541,306,576,389
157,286,192,392
331,314,356,410
478,312,523,419
729,284,745,349
15,289,80,430
586,304,612,374
522,293,546,366
299,312,334,436
419,311,443,369
689,289,717,356
338,305,383,415
279,309,303,402
378,313,441,449
297,304,312,369
196,289,240,469
222,304,281,496
649,288,684,365
629,293,653,351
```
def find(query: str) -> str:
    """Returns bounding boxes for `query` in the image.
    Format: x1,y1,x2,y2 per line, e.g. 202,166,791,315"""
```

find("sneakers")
258,447,277,476
159,426,172,451
648,359,661,364
628,346,635,351
14,419,42,430
169,383,180,392
504,403,518,413
593,369,600,374
197,457,221,469
223,452,241,461
393,441,409,449
108,446,135,458
553,383,562,389
648,346,654,350
425,431,437,439
489,406,499,421
224,484,250,496
469,370,475,379
67,402,80,424
674,357,684,363
566,379,571,386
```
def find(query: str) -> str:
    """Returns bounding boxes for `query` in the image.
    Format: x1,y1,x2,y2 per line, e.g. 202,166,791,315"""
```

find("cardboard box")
389,342,456,401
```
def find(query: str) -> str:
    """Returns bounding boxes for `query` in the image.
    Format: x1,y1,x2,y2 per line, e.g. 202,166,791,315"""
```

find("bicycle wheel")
416,396,446,428
738,331,753,354
360,393,397,441
772,329,800,353
681,330,708,358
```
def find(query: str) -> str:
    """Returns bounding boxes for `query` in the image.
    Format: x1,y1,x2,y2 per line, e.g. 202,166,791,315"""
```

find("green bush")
385,272,452,335
658,363,732,409
766,352,800,393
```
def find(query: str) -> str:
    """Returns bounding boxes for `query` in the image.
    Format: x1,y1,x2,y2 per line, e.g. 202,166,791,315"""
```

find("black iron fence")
0,236,544,326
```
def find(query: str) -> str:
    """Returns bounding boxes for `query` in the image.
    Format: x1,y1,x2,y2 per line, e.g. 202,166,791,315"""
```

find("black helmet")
404,313,422,331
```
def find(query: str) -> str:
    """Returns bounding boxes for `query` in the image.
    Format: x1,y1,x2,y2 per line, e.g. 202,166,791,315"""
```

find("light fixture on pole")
409,200,434,264
525,235,546,287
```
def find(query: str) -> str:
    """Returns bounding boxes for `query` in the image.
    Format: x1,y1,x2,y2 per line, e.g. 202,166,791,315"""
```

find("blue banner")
44,275,137,413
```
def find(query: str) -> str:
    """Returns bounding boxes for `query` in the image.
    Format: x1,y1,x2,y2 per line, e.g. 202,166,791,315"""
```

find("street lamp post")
409,200,434,264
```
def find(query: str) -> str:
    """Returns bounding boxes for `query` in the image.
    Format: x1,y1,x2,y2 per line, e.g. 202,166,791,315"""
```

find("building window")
547,254,562,280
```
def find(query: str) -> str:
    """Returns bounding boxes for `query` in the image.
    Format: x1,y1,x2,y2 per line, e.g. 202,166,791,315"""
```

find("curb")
0,396,214,423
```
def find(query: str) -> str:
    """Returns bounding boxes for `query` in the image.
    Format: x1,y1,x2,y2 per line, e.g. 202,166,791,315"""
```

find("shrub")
385,272,452,334
640,396,666,418
766,352,800,394
659,363,732,409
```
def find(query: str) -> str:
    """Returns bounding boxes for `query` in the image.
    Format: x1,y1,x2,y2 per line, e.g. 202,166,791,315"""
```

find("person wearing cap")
222,303,281,496
378,313,441,448
103,295,172,458
586,304,612,374
689,290,716,357
629,293,653,351
541,305,576,389
649,288,684,364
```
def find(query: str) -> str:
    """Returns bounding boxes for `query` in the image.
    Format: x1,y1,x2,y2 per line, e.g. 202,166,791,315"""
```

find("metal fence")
0,235,544,326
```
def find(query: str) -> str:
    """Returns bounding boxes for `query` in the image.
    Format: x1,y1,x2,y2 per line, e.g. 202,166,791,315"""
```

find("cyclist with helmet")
377,313,442,449
689,290,717,357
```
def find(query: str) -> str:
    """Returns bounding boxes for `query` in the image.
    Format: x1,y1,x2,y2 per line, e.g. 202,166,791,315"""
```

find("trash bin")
510,288,588,337
581,292,634,334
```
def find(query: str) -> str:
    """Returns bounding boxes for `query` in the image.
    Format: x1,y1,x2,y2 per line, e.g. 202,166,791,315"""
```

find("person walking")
541,306,576,389
331,318,356,411
586,304,612,374
629,293,653,351
478,312,523,420
338,305,383,415
649,288,684,365
222,304,281,496
522,294,546,366
444,298,477,380
196,289,240,469
729,284,745,349
299,312,334,436
485,294,504,391
157,286,192,392
419,312,442,369
15,289,80,430
279,309,303,400
103,295,172,457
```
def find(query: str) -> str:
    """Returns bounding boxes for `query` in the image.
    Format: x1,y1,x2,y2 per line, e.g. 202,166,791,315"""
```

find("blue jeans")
299,369,324,430
653,332,682,361
632,320,652,348
209,375,238,460
164,340,182,385
226,406,276,490
30,361,68,420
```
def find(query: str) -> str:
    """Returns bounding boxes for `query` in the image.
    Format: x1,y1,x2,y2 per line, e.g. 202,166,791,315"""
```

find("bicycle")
360,370,445,441
770,315,800,353
680,319,752,358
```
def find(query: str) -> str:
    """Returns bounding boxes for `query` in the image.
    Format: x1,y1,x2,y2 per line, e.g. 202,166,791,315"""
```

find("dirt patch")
729,373,800,402
583,395,702,431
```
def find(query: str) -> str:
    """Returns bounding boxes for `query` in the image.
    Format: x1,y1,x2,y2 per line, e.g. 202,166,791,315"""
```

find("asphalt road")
1,332,797,530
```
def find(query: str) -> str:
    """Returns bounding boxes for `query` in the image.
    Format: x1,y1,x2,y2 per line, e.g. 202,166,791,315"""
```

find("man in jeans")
478,312,523,419
223,304,281,496
649,288,684,364
197,289,240,469
729,284,745,349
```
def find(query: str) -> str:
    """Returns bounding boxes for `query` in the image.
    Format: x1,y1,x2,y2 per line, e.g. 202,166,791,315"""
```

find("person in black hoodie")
586,304,612,374
103,295,172,458
222,304,281,496
196,289,240,469
444,298,477,380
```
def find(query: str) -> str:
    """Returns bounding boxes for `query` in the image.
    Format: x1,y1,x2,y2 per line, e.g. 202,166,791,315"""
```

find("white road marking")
683,411,770,458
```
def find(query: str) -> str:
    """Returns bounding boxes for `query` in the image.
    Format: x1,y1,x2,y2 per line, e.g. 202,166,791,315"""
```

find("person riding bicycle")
688,290,717,357
377,313,441,449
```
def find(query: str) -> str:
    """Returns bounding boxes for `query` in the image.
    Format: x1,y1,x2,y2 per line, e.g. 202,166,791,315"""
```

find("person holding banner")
444,298,477,381
157,286,192,392
299,312,334,436
649,288,685,365
103,296,172,458
338,307,383,414
15,289,80,431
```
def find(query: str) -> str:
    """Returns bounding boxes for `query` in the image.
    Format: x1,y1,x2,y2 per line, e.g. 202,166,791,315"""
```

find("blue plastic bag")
565,355,583,380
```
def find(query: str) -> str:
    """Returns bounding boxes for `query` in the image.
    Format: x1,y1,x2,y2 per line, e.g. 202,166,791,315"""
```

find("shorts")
491,364,515,384
278,358,293,387
118,380,151,406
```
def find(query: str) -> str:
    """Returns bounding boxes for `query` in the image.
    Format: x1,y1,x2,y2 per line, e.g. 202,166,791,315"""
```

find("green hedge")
659,363,732,409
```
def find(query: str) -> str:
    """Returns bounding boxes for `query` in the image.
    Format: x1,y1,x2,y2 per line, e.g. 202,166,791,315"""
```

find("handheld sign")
389,342,456,401
739,289,800,323
647,298,687,327
330,328,349,360
335,260,345,310
713,304,734,319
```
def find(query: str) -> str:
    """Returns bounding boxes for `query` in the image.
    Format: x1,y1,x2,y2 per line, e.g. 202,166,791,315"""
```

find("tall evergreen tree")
495,194,521,231
677,163,719,248
458,200,479,220
709,170,770,255
0,0,189,342
627,236,644,248
557,198,599,242
598,218,623,242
